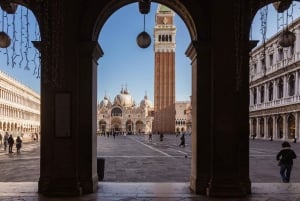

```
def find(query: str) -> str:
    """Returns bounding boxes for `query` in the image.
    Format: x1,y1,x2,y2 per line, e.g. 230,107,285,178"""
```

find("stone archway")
33,0,257,198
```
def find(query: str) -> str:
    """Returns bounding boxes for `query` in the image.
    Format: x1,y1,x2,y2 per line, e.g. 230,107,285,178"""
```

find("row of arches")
0,121,40,134
250,113,297,140
251,73,296,105
99,118,149,134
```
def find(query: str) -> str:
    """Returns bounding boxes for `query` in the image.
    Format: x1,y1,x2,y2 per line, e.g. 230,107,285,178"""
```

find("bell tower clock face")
163,17,168,24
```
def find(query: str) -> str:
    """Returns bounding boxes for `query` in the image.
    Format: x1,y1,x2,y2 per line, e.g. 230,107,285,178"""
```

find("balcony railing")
249,95,300,112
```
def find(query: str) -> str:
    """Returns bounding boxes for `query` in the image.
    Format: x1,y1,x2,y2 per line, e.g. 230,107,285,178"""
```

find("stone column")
264,116,268,139
206,4,251,195
283,76,287,98
274,116,278,140
249,119,253,136
77,42,103,194
186,40,212,195
295,112,299,141
273,81,277,100
296,71,299,96
283,114,287,140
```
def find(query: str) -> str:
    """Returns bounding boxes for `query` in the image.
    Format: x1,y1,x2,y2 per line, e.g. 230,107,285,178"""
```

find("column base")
80,175,98,194
190,175,210,195
206,178,249,197
38,178,82,196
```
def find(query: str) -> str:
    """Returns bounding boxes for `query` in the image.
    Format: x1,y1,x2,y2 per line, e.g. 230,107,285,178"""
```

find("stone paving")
98,134,191,182
0,135,300,200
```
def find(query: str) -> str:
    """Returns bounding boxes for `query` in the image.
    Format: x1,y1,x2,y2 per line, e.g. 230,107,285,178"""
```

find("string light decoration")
0,4,41,77
260,5,268,76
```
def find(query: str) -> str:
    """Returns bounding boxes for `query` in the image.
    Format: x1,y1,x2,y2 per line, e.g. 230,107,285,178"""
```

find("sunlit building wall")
249,17,300,141
0,70,40,138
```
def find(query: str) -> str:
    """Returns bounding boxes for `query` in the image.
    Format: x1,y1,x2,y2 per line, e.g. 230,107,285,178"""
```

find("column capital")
80,41,104,61
185,40,210,61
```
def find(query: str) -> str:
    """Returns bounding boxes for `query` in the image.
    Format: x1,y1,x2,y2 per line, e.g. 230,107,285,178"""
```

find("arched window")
169,35,172,41
267,117,273,138
259,118,264,137
253,88,257,104
288,75,295,96
268,82,273,101
159,35,161,41
260,85,264,103
278,78,283,99
277,116,283,139
111,107,122,117
252,119,257,137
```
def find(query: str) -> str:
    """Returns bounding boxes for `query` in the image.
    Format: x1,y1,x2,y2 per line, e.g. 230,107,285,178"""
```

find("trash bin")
97,157,105,181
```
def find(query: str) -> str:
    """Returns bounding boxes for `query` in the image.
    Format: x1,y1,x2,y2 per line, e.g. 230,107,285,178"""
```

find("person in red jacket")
276,141,297,183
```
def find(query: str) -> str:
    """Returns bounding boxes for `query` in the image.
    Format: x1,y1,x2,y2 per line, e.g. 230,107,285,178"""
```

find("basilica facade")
97,87,154,134
249,16,300,142
97,87,190,135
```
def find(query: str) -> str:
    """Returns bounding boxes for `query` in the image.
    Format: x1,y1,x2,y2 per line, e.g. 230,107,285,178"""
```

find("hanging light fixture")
0,1,18,14
273,0,292,13
0,1,16,49
0,31,10,48
139,0,151,14
137,0,151,48
275,1,295,47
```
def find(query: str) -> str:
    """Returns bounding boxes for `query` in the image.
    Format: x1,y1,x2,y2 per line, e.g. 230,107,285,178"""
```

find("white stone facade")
249,17,300,142
97,87,191,135
175,101,189,133
0,70,40,139
97,88,154,134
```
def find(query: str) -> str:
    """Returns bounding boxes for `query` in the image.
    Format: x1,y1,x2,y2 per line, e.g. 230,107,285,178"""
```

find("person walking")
148,133,152,142
16,136,22,153
159,132,164,142
3,132,9,151
7,134,14,153
179,132,185,147
276,141,297,183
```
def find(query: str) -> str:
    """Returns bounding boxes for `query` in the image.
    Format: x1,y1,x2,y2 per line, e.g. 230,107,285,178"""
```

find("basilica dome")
114,87,135,108
140,94,153,108
99,95,112,108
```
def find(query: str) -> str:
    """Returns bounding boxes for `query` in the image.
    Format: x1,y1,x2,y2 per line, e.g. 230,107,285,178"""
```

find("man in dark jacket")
7,134,14,153
276,141,297,183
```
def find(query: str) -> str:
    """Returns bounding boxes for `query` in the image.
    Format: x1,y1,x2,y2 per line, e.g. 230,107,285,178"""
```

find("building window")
290,44,295,57
268,82,273,101
253,88,257,104
261,58,265,72
260,85,264,103
278,78,283,99
269,54,273,66
278,48,284,61
289,74,295,96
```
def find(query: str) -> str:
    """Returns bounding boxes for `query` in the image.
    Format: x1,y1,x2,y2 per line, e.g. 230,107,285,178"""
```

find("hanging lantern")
137,31,151,48
273,0,292,13
278,30,295,47
138,0,151,14
0,31,11,48
0,1,18,14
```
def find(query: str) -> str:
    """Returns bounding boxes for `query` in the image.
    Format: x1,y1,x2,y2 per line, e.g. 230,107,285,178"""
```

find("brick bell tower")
153,4,176,134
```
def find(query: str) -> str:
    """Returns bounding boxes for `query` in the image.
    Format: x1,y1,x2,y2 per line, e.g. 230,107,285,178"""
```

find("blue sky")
1,2,300,104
